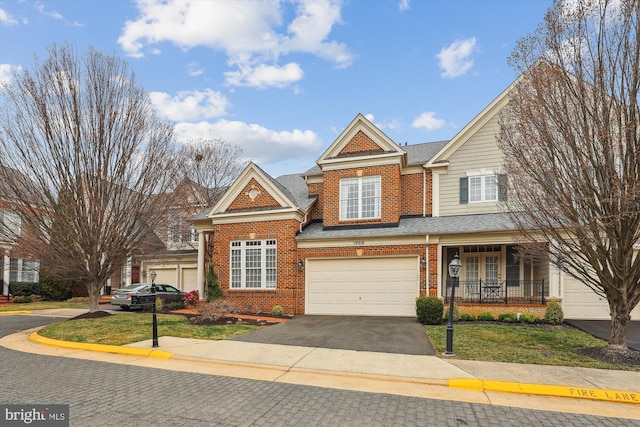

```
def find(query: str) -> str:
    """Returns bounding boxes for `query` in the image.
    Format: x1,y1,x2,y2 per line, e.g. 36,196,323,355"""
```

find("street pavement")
1,308,639,425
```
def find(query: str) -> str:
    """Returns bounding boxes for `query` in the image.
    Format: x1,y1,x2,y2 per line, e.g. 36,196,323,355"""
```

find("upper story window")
230,239,277,290
1,210,21,241
339,176,381,220
460,174,506,204
469,175,497,203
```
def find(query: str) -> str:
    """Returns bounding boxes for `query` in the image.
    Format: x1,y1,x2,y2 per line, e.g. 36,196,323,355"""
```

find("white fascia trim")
297,234,426,249
401,165,424,175
305,174,324,184
210,208,305,225
318,153,403,171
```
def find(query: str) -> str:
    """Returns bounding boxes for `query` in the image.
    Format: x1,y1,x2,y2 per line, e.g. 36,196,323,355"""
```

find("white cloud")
118,0,352,88
412,112,446,131
35,2,63,20
224,62,304,89
364,114,402,131
149,89,229,122
174,119,322,165
436,37,477,78
399,0,410,12
0,8,18,25
187,62,204,77
0,64,21,85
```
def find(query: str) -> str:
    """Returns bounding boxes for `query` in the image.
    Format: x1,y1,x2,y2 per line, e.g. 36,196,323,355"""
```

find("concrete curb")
22,330,640,406
29,331,173,359
0,310,31,315
449,378,640,405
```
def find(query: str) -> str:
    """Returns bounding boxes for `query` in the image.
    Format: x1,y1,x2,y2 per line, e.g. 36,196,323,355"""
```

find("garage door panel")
564,275,640,320
307,257,419,316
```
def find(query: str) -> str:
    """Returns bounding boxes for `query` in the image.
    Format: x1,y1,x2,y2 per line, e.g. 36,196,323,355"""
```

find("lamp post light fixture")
150,270,159,348
444,254,462,356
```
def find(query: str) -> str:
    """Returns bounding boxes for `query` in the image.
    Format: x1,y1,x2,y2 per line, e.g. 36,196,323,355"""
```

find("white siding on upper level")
437,114,506,217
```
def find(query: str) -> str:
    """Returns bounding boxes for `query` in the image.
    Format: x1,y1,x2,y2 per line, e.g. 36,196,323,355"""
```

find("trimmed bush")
206,263,223,302
519,313,540,324
8,282,40,297
40,273,74,301
12,295,32,303
544,302,564,325
416,296,444,325
271,305,285,316
498,312,518,323
443,303,460,321
460,313,476,321
477,311,495,321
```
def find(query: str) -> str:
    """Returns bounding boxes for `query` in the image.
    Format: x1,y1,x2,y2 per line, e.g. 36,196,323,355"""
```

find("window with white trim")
230,239,277,289
468,175,497,203
339,176,381,220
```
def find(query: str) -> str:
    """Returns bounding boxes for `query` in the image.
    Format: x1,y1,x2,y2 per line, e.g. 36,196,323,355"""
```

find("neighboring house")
193,88,640,320
0,169,41,297
111,178,216,292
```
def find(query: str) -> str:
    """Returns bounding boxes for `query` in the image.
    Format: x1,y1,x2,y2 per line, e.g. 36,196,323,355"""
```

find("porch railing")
444,279,546,305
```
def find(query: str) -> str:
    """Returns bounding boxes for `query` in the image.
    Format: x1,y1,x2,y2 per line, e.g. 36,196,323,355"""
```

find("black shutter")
459,177,468,204
498,174,508,202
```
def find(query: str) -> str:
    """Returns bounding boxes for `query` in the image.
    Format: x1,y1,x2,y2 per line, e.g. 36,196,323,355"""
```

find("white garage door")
181,268,197,291
306,257,419,316
153,269,177,287
564,275,640,320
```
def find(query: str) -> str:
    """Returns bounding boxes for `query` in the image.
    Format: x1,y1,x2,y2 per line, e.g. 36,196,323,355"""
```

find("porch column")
548,261,562,299
125,257,132,286
2,250,9,296
197,231,205,299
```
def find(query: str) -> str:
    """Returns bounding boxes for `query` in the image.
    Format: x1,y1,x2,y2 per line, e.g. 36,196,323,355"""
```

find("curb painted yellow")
0,310,31,315
449,378,640,405
29,332,173,359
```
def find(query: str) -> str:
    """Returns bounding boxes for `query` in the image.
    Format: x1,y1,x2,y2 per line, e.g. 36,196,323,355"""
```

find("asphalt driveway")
230,315,434,355
564,320,640,351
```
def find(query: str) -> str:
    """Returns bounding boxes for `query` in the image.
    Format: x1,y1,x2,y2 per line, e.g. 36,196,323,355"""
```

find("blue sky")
0,0,552,177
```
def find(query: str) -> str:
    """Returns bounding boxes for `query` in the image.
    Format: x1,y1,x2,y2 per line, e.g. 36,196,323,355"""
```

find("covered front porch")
441,244,549,305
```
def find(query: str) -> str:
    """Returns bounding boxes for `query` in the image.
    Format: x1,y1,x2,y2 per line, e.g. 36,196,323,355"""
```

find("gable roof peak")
317,113,405,166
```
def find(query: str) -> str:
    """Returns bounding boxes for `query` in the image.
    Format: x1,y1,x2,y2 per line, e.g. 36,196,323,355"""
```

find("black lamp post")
444,254,462,356
150,270,159,348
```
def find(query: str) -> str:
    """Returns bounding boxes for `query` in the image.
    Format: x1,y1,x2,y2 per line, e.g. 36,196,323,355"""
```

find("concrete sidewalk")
2,308,639,421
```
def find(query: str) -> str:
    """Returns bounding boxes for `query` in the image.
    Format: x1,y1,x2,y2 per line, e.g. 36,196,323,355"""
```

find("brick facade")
338,130,384,155
227,179,282,211
322,164,401,227
212,218,302,315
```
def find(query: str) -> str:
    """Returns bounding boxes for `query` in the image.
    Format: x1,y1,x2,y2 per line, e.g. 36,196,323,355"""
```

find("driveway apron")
565,320,639,351
230,315,434,355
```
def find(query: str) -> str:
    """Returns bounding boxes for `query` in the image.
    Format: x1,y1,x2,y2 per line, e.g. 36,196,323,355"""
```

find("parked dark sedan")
110,283,187,310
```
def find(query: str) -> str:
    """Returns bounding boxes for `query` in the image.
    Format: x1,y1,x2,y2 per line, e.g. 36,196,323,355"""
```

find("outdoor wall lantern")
150,270,159,348
444,254,462,356
298,260,304,272
421,257,427,269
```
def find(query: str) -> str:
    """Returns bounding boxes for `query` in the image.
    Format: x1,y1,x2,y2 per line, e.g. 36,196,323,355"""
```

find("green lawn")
37,313,261,345
426,323,637,371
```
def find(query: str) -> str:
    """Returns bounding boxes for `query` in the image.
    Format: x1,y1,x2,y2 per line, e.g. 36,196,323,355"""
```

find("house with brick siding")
193,93,640,320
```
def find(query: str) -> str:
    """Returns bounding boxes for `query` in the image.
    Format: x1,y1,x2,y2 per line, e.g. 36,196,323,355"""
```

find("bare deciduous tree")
0,44,180,312
178,137,246,213
498,0,640,357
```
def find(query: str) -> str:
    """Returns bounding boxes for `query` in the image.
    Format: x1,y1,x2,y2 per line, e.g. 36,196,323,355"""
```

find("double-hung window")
230,239,277,289
460,174,506,204
469,175,497,203
339,176,381,220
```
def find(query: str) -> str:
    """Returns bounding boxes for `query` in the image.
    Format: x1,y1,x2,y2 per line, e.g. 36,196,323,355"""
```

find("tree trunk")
86,282,102,313
608,300,630,352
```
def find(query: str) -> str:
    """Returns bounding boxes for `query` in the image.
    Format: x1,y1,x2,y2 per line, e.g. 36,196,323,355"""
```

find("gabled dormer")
312,114,407,228
209,162,307,223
